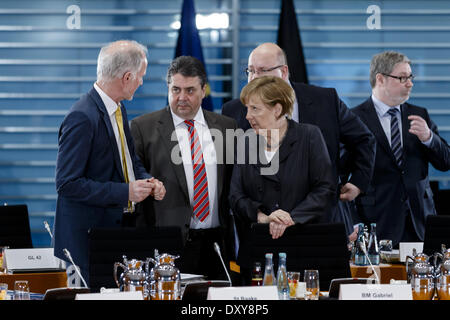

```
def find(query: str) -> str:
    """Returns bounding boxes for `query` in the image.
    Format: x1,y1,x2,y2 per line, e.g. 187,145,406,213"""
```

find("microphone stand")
213,242,232,287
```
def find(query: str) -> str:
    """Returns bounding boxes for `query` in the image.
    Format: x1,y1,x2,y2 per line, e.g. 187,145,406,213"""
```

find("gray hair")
370,51,410,88
97,40,148,82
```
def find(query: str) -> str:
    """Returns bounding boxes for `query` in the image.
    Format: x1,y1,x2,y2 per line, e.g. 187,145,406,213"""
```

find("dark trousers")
394,211,421,248
179,227,227,281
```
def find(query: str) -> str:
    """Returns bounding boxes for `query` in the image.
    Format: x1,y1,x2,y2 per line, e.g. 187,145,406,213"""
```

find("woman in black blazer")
229,76,336,242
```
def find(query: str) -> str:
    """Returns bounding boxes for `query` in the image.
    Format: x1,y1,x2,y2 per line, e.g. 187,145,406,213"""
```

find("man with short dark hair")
131,56,237,280
351,50,449,247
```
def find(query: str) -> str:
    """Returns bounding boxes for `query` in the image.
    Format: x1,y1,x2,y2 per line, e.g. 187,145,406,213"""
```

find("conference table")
350,262,407,284
232,261,408,284
0,262,407,299
0,271,67,294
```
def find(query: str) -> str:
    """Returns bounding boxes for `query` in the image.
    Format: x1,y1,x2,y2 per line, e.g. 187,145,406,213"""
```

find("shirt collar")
371,94,401,117
94,82,119,116
170,106,207,128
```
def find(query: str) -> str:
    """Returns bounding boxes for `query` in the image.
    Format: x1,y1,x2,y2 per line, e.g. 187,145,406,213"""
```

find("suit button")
185,224,189,228
274,185,280,191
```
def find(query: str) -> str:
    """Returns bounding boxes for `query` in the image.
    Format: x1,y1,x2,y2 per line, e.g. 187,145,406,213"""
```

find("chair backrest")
0,204,33,248
237,223,351,291
423,215,450,255
88,226,183,292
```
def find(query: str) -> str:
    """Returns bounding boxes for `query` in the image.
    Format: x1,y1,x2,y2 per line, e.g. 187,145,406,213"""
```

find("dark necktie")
184,120,210,222
387,108,403,166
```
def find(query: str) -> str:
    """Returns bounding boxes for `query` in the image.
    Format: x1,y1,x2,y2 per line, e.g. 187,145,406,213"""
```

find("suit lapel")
157,107,190,201
363,98,399,167
400,104,410,162
204,110,225,200
88,87,125,181
293,82,315,124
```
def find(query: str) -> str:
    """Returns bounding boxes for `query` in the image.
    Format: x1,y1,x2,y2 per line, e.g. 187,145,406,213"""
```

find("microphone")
43,221,53,239
63,248,88,288
213,242,232,287
359,241,380,284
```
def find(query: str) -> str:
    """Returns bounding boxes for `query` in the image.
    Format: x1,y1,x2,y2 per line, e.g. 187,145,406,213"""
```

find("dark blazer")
53,87,150,279
351,97,450,245
222,82,375,229
229,120,336,246
130,107,237,260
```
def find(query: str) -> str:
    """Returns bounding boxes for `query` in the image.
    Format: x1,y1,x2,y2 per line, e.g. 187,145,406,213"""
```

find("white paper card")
339,284,412,300
207,285,279,300
75,291,144,300
4,248,61,271
399,242,424,262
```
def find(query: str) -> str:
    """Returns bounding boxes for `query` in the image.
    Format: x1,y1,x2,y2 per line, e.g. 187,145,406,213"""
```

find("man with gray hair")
54,40,166,284
351,50,449,247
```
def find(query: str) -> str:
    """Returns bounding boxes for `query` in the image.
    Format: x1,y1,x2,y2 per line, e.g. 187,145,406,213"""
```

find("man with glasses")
222,42,376,241
350,51,449,247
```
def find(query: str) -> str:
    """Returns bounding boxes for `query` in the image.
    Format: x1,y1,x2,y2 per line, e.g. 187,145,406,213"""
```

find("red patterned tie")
184,120,210,222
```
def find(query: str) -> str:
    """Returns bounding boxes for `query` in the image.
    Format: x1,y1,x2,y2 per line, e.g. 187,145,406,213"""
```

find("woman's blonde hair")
240,76,294,119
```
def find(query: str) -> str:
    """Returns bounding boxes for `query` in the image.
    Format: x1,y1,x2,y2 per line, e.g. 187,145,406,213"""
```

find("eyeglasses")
245,65,284,77
381,73,415,83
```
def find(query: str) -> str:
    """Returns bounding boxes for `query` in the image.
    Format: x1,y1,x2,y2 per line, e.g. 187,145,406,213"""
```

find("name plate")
339,284,412,300
207,285,278,300
4,248,61,272
75,291,144,300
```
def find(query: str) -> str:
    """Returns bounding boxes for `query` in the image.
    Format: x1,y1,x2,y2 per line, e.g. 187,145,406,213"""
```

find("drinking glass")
14,280,30,300
0,246,9,273
379,239,392,251
287,271,300,299
304,270,320,300
0,283,8,300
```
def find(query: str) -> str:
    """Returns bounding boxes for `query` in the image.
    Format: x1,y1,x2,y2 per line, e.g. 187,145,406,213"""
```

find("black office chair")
88,226,183,292
182,280,230,300
423,215,450,255
0,204,33,248
237,223,351,291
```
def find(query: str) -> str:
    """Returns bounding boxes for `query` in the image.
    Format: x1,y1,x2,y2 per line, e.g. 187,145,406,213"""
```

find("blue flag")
175,0,214,111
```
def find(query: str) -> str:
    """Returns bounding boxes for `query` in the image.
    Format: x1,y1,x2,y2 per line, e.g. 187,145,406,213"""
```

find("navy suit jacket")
222,82,376,231
351,97,449,245
53,87,150,279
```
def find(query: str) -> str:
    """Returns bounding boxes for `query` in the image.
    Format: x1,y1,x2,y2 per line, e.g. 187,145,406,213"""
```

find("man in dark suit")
222,43,376,240
131,56,237,280
54,40,166,284
352,51,450,247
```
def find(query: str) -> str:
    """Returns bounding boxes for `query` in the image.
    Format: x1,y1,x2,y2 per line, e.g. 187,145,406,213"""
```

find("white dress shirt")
170,107,219,229
372,94,432,147
94,83,136,184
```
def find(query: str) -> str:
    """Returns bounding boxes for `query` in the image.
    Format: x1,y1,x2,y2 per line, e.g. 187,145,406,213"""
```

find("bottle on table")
276,252,289,300
251,262,263,286
263,253,275,286
354,223,368,266
367,223,380,265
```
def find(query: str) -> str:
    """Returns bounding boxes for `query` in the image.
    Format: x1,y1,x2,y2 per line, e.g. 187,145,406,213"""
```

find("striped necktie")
184,120,210,222
115,104,133,212
387,108,403,167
